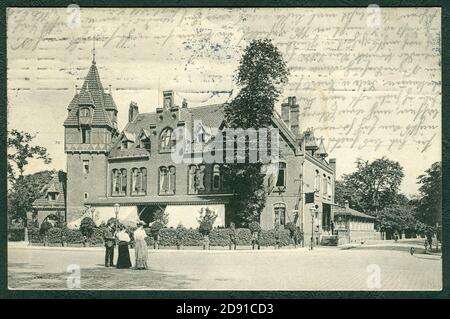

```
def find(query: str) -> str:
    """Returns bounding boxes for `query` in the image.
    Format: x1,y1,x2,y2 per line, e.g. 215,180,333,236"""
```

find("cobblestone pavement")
8,241,442,290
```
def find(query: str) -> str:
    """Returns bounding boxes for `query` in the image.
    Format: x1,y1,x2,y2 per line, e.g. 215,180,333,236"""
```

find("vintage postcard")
6,6,442,291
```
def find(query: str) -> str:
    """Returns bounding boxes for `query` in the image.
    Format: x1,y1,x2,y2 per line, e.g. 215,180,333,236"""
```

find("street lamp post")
113,203,120,233
90,207,96,220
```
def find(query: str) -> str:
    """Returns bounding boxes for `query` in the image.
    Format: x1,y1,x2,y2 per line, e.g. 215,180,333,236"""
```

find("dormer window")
48,192,57,201
140,138,151,153
121,140,128,150
80,107,90,117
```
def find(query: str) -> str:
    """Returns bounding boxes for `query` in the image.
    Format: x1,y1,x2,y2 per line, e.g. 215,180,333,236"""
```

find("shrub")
65,228,84,244
176,224,187,247
259,229,291,247
235,228,252,245
79,217,96,238
39,220,53,236
159,228,177,246
28,225,42,243
47,227,63,243
197,208,218,236
8,228,25,241
248,221,261,234
183,228,203,246
144,228,155,246
209,228,231,246
89,227,105,245
149,221,165,240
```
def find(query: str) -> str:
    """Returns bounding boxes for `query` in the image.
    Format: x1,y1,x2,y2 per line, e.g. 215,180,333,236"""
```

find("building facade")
64,58,336,246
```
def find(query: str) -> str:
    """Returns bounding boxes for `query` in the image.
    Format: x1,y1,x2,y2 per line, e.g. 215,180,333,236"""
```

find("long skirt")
134,239,148,270
116,241,132,269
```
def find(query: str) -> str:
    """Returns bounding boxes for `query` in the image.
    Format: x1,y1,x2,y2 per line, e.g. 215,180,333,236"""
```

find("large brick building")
63,58,337,246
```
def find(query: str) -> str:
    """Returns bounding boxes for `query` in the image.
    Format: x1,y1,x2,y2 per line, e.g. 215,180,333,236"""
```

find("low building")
31,171,67,226
333,201,380,245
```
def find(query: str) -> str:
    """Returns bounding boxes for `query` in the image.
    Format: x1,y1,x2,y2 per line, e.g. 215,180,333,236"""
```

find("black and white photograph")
5,5,442,291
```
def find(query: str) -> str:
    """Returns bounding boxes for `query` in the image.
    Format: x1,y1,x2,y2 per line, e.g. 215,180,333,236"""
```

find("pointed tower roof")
316,138,328,158
304,128,319,151
64,59,118,128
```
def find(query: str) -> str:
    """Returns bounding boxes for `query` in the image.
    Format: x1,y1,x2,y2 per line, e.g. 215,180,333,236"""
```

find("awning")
66,206,140,229
91,206,140,227
164,204,225,228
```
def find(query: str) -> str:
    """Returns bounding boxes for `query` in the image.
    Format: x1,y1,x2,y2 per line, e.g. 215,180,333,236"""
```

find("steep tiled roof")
32,171,66,209
64,61,116,128
316,138,328,157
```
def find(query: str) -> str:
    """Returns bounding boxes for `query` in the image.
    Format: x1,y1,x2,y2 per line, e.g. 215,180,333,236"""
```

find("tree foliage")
335,157,404,214
415,162,441,226
79,217,96,238
197,207,218,236
7,129,52,182
223,39,289,226
8,170,56,224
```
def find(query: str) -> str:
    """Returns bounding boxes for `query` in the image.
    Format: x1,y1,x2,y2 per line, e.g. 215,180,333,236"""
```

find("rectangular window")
276,162,286,187
81,128,91,144
274,205,286,226
83,160,89,174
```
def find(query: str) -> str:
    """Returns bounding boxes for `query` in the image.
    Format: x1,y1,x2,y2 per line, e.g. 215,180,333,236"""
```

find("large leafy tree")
8,170,56,224
335,157,404,215
223,39,289,226
7,129,52,225
8,129,52,182
415,162,441,227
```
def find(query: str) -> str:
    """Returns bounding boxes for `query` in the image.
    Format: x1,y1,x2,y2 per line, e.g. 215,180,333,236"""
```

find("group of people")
104,220,149,270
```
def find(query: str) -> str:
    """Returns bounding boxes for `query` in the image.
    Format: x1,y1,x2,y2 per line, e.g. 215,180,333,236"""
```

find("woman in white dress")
133,221,148,270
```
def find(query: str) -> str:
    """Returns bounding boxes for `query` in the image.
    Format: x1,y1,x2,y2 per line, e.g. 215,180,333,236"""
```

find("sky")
7,7,441,196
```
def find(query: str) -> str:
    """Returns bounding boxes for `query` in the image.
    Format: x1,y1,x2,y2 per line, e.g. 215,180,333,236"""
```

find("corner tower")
63,57,119,221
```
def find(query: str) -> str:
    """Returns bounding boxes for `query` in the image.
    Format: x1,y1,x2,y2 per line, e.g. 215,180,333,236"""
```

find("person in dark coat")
104,222,116,267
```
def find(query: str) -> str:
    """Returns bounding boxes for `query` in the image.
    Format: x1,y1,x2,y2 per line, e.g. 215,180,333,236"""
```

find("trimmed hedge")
235,228,252,245
8,228,25,241
209,228,231,246
22,225,294,248
159,228,178,246
183,228,203,246
259,229,291,247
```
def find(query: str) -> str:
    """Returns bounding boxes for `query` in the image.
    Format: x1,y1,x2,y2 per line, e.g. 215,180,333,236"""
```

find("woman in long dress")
133,221,148,270
116,226,132,269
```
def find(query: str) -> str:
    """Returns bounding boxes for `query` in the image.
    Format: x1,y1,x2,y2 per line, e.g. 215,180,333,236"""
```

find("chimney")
281,99,290,127
128,101,139,123
163,90,174,109
289,96,300,137
329,158,336,174
344,200,349,209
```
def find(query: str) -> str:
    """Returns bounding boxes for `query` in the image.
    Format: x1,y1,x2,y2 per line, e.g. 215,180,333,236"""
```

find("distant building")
63,57,337,246
333,201,380,244
31,171,67,226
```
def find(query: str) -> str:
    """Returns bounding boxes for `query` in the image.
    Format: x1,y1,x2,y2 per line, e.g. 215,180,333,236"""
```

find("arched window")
274,203,286,226
323,174,327,195
314,170,320,193
111,169,127,196
160,128,174,152
188,165,198,194
131,167,147,196
212,164,222,191
80,107,90,117
121,169,127,195
159,166,176,195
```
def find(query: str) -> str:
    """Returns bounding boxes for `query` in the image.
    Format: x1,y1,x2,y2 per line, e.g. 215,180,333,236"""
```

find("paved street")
8,240,442,290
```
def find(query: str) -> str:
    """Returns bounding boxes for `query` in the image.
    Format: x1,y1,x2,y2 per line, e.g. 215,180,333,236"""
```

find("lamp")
90,206,95,220
113,203,120,232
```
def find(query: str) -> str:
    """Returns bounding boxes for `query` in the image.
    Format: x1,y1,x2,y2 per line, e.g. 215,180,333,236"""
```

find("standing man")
104,221,116,267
